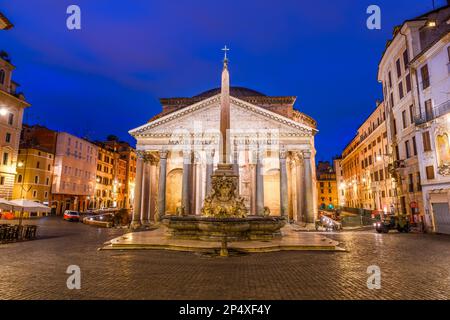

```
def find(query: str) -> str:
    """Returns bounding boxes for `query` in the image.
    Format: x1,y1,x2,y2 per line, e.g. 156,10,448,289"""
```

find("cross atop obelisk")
220,45,231,164
222,45,230,62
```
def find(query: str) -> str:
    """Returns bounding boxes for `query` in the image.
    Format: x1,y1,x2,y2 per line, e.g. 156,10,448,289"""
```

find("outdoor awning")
9,199,51,213
0,198,17,210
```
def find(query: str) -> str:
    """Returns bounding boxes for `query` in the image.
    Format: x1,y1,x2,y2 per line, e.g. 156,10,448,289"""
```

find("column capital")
290,150,302,164
206,148,215,158
279,146,287,160
182,149,193,165
159,149,168,160
136,150,146,160
302,150,312,160
149,153,159,166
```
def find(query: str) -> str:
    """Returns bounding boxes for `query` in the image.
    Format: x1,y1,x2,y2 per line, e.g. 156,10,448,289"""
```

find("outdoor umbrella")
0,198,17,211
10,199,51,227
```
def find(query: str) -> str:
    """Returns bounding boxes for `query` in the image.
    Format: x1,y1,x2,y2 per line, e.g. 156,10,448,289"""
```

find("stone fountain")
162,49,286,242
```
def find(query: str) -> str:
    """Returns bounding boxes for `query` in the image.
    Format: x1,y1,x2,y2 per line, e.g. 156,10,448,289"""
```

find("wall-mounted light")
427,20,436,27
0,108,8,116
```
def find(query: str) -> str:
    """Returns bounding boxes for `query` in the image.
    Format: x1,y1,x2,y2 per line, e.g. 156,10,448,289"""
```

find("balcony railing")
415,100,450,125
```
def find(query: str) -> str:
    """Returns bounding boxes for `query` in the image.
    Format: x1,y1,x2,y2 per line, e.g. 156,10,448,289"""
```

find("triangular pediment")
130,94,317,137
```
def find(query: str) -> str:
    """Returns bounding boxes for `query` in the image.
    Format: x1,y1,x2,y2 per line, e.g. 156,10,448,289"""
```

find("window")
412,136,417,156
422,131,432,152
8,113,13,125
34,176,39,184
398,81,404,99
5,132,11,143
17,175,22,183
425,99,433,121
402,110,407,129
44,191,48,198
48,164,51,171
405,73,411,93
408,174,414,192
379,169,384,181
393,118,397,136
390,92,394,109
36,161,40,169
388,71,392,88
46,177,49,185
0,176,4,185
395,145,400,161
2,152,8,165
396,59,402,78
0,69,5,84
32,190,37,198
405,141,410,158
421,64,430,89
426,166,435,180
403,49,409,70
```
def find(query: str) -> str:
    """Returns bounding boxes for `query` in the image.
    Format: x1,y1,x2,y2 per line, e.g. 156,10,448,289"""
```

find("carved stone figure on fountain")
201,174,247,218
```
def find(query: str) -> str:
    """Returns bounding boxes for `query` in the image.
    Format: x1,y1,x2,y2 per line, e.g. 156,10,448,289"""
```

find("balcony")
415,100,450,125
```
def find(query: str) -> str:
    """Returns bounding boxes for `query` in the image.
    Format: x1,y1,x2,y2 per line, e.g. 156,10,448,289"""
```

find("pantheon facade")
129,67,318,227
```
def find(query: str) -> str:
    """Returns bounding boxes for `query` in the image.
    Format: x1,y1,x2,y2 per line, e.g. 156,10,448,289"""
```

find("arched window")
0,69,5,84
17,175,22,183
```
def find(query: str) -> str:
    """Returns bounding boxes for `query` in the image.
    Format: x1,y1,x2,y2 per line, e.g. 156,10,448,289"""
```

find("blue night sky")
0,0,447,161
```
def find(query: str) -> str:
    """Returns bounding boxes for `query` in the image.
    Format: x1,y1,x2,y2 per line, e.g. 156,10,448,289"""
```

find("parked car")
63,210,81,222
374,214,410,233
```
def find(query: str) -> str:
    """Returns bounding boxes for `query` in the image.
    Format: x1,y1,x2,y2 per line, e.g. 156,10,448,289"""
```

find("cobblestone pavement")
1,217,449,300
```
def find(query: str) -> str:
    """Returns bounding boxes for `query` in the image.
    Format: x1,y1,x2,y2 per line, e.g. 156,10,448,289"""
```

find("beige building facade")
341,101,397,213
378,5,449,230
0,53,29,199
13,147,54,212
51,132,98,214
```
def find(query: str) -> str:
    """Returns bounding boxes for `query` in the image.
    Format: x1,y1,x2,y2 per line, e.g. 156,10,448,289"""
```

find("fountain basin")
162,215,286,241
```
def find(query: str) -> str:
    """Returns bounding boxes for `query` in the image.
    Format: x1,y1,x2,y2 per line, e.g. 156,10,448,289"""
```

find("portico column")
149,156,158,222
302,150,314,224
233,146,240,192
205,149,214,196
156,150,168,222
255,149,265,215
294,152,303,222
250,163,256,214
194,153,203,215
233,145,239,175
141,156,150,225
181,150,192,214
131,153,144,229
279,148,288,218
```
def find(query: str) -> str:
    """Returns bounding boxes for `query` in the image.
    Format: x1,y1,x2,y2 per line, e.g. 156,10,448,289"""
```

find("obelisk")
200,46,248,218
219,45,231,166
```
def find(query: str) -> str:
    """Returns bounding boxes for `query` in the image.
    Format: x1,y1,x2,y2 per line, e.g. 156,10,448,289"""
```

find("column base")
141,220,151,227
130,221,142,230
